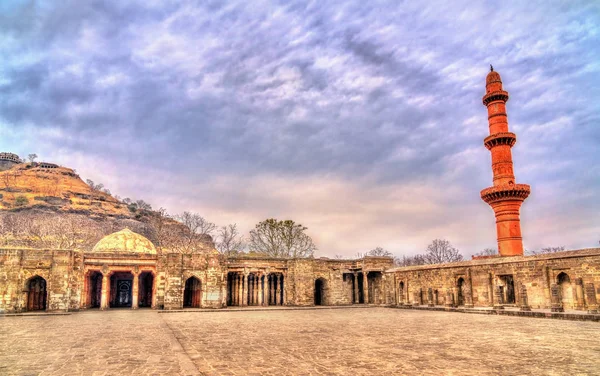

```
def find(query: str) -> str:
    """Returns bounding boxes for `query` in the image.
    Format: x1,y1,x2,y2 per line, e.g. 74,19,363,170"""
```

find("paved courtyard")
1,307,599,375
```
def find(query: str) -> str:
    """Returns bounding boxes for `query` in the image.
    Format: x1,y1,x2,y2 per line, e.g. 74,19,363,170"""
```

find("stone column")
132,272,139,309
237,274,243,306
270,275,276,305
493,286,504,310
487,273,494,307
353,273,359,304
363,272,369,304
550,284,564,312
282,274,287,306
585,283,598,314
243,273,249,306
519,284,531,311
264,274,270,306
254,275,259,305
575,278,585,310
465,270,474,308
100,273,109,310
258,274,264,306
445,289,454,308
427,288,434,307
275,275,281,305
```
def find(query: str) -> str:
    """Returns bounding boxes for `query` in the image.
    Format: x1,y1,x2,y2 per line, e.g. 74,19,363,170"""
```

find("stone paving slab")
1,308,600,375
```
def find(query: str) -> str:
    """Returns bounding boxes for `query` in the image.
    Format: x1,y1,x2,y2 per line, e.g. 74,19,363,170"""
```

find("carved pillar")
237,274,243,307
575,278,585,310
550,284,564,312
519,284,531,311
270,275,276,305
132,272,139,309
254,275,260,305
264,274,270,306
487,273,494,307
493,285,504,310
353,273,359,304
363,272,369,304
100,273,109,310
427,288,434,307
282,274,287,305
243,273,249,306
275,274,281,305
465,270,474,308
585,283,598,314
445,289,454,308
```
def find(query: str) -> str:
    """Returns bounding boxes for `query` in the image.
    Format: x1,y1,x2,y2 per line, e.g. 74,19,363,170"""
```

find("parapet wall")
389,248,600,311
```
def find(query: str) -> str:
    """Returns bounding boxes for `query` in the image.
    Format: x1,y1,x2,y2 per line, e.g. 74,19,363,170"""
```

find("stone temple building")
1,69,599,314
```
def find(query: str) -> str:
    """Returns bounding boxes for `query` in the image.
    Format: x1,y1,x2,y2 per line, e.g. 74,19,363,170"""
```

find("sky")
0,0,599,258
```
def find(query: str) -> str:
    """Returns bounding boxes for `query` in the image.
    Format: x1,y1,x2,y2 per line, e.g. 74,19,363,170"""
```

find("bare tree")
135,200,152,211
172,211,216,254
248,219,316,258
367,246,393,257
527,246,565,256
28,154,38,163
473,248,498,257
216,224,245,255
394,254,427,267
424,239,463,264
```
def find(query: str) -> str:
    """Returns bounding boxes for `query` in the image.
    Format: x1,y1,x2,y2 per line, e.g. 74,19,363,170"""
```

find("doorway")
26,276,47,311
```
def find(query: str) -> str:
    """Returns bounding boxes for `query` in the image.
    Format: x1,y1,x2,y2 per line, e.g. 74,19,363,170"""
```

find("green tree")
249,219,316,258
15,196,29,207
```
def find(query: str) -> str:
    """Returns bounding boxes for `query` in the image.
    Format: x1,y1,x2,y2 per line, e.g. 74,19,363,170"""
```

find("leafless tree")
394,254,427,267
526,246,565,256
171,211,216,254
473,248,498,257
248,219,316,258
216,224,245,255
424,239,463,264
367,246,393,257
28,154,38,163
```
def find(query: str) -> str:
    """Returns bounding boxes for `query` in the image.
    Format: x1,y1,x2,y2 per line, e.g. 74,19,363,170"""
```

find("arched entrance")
314,278,326,306
139,272,154,308
110,272,133,308
557,272,573,310
398,281,405,304
457,278,465,306
183,277,202,308
26,276,47,311
87,271,102,308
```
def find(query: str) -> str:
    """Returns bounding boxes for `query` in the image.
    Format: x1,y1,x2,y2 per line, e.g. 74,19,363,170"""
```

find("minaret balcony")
482,90,509,105
480,184,531,205
484,132,517,150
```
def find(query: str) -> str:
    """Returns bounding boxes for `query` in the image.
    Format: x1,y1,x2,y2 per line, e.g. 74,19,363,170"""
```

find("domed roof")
91,228,157,254
486,70,502,85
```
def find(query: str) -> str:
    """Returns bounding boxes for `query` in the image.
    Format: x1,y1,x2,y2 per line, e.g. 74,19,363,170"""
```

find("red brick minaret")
480,66,530,256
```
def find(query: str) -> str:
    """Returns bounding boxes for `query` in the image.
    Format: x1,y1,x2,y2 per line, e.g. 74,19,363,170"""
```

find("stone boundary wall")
389,248,600,311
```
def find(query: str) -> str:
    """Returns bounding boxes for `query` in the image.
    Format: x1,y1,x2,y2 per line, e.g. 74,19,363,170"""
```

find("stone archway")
138,272,154,308
314,278,327,306
184,276,202,308
557,272,573,310
398,281,405,304
110,272,133,308
26,276,47,311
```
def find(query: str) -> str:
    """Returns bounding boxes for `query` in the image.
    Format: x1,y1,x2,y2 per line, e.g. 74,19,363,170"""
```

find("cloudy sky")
1,0,598,257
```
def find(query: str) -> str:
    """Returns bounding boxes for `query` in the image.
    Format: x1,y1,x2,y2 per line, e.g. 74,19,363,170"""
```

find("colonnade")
91,270,156,310
228,272,285,306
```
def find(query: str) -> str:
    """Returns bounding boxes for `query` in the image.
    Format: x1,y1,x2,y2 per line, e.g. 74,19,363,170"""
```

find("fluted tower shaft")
480,68,530,257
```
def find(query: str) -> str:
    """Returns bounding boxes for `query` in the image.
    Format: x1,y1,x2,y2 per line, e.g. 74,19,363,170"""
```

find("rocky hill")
0,163,132,218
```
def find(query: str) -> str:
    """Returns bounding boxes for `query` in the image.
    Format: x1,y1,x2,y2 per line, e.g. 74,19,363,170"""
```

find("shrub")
15,195,29,207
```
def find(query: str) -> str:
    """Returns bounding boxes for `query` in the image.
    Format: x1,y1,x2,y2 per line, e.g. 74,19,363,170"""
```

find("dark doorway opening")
457,277,465,306
499,275,516,304
88,271,102,308
27,276,47,311
184,277,202,308
357,273,364,303
315,278,325,305
110,272,133,308
139,272,154,308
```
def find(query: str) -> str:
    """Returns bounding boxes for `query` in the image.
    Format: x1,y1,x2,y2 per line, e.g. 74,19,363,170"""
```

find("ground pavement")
1,307,599,375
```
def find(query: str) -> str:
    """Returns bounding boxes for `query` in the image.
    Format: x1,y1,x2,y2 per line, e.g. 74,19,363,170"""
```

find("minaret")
480,66,530,256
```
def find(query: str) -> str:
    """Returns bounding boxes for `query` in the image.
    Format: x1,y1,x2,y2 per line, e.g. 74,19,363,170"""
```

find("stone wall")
0,248,83,313
390,248,600,311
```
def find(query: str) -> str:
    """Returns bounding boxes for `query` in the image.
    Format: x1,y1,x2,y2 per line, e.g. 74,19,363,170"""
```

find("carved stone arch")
25,275,47,311
183,275,203,308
